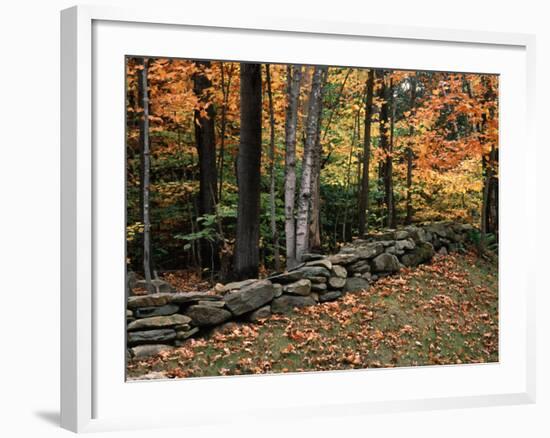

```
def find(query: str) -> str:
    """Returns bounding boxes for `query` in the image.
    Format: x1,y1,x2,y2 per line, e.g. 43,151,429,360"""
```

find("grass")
126,251,498,380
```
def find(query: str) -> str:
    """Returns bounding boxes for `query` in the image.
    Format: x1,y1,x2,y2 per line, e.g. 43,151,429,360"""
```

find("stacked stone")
126,291,225,358
126,221,476,358
266,253,353,307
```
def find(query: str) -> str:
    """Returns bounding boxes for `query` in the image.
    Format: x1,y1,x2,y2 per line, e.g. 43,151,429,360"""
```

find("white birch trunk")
295,66,326,262
284,65,302,269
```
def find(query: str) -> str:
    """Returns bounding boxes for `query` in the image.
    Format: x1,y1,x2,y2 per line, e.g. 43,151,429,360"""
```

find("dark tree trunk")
193,61,219,272
358,69,375,237
309,68,328,252
218,63,235,202
377,71,390,225
343,109,360,242
234,63,262,280
284,65,302,269
482,145,499,245
405,75,417,225
265,65,280,271
487,150,499,239
138,57,154,293
387,77,396,228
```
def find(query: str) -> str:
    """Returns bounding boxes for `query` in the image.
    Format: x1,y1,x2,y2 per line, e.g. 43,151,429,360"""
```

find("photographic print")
125,58,498,381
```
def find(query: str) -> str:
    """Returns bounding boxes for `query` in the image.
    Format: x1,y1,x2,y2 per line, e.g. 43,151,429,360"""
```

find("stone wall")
127,221,475,359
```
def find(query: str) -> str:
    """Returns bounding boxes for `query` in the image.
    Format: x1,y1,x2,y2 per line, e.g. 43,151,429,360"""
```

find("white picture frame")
60,4,536,433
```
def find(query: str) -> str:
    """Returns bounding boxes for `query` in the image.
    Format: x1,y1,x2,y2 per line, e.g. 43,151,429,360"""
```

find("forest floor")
126,251,498,380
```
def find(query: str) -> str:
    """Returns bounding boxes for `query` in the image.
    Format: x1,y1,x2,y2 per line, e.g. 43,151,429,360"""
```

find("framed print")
60,4,536,433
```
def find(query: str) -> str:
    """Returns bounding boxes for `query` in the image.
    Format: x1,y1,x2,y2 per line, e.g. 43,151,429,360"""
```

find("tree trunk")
480,154,490,251
217,63,235,202
295,66,326,262
234,63,262,280
343,109,359,242
309,68,328,252
265,65,280,271
387,77,396,228
481,145,498,248
405,75,416,225
138,57,154,294
358,69,375,237
284,65,302,269
378,71,390,225
193,60,219,272
487,149,499,239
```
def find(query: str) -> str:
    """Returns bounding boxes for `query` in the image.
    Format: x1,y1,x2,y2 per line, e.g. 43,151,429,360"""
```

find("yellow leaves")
126,222,144,242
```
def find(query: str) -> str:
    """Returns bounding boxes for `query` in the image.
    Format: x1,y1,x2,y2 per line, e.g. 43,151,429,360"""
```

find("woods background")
125,59,498,285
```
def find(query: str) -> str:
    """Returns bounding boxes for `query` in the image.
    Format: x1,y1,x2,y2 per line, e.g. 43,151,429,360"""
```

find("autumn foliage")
126,58,498,279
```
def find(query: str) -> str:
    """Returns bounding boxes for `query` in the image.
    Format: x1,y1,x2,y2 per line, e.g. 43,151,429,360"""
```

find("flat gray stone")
247,305,271,322
127,293,173,309
361,272,373,281
343,277,370,293
311,282,327,292
395,239,415,251
271,295,316,314
176,326,199,340
400,241,435,267
319,290,342,302
197,300,226,308
354,242,385,259
305,259,333,270
130,344,173,359
283,279,311,296
185,305,232,326
371,253,401,273
296,266,331,279
127,329,176,346
328,277,346,289
169,292,223,304
348,260,371,274
394,230,409,240
327,253,359,266
268,270,305,284
273,283,283,298
134,304,179,319
301,253,326,262
331,265,347,278
127,314,192,331
222,279,257,293
224,279,275,316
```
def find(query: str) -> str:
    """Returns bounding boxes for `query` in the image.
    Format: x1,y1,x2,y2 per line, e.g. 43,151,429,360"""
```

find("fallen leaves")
127,251,498,379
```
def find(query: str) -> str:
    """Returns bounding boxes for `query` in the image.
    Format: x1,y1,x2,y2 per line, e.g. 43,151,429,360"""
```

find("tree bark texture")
193,60,219,271
309,68,328,252
234,63,262,280
296,65,327,262
266,64,281,271
405,75,417,225
358,69,375,237
284,65,302,269
138,57,154,293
